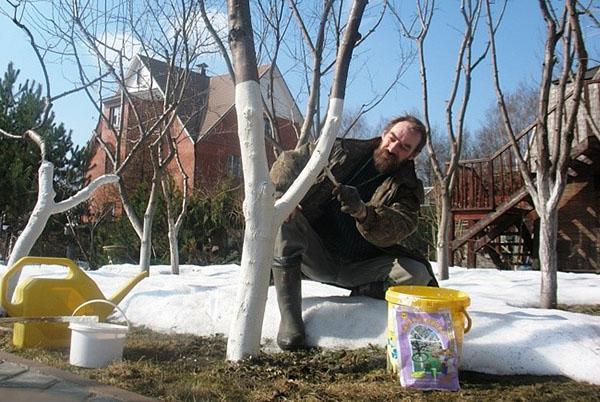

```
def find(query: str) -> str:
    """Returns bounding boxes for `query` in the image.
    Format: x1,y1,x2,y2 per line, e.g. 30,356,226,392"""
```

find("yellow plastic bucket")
385,286,471,374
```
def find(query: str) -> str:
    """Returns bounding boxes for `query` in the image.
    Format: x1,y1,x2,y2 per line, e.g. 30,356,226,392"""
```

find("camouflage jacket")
270,137,425,251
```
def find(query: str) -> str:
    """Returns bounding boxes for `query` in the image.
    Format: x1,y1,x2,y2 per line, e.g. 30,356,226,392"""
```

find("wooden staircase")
450,77,600,269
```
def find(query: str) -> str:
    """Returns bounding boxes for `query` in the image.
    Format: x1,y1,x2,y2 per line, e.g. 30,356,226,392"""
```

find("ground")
0,305,598,401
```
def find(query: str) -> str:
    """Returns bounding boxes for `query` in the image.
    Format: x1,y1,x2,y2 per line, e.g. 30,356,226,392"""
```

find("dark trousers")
273,212,434,289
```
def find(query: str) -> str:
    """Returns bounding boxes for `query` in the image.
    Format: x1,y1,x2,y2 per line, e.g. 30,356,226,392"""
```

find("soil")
0,304,598,401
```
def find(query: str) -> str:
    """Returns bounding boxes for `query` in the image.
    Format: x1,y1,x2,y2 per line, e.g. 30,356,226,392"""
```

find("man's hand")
332,184,367,221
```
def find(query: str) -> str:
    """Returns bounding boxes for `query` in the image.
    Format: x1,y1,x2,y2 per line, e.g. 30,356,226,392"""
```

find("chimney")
197,63,208,76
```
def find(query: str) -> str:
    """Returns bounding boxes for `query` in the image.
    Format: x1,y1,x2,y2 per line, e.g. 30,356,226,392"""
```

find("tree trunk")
7,162,54,268
225,0,366,360
167,219,179,275
5,162,55,299
538,210,558,308
6,161,118,301
138,180,160,273
226,80,275,361
436,192,451,280
226,0,277,361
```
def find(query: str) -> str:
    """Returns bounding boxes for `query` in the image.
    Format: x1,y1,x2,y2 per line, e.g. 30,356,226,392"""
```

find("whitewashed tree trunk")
436,193,451,280
7,162,55,271
225,0,365,360
226,90,346,362
138,178,160,273
226,80,276,360
274,99,344,224
167,219,179,275
538,210,558,308
6,161,119,300
161,152,189,275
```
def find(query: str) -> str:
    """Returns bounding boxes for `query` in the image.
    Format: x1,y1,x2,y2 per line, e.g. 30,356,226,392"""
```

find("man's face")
373,121,422,174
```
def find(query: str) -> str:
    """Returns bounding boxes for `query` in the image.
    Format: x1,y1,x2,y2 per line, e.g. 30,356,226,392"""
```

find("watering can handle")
72,299,130,332
1,257,83,314
462,308,472,334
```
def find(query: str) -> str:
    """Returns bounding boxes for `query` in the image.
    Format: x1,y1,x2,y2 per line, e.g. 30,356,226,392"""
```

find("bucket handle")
72,299,130,332
462,308,472,334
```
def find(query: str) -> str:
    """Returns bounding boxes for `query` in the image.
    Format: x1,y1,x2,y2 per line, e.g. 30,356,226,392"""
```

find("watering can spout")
108,271,148,305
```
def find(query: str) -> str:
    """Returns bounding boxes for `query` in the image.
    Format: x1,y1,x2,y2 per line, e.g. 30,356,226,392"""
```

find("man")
270,115,438,351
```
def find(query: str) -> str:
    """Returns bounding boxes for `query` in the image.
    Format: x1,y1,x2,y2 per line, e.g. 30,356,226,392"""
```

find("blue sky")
0,1,597,147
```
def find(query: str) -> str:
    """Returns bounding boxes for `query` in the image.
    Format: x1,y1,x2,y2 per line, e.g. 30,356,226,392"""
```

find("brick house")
85,55,302,216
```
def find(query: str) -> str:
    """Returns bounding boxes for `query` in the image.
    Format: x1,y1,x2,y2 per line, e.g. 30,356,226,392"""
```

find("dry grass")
1,304,599,401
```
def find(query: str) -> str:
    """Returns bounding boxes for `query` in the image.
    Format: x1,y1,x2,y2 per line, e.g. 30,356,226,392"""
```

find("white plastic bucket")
69,299,130,368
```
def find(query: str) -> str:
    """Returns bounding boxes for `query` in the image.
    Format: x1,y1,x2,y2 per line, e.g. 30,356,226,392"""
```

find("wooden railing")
452,78,599,212
452,124,534,211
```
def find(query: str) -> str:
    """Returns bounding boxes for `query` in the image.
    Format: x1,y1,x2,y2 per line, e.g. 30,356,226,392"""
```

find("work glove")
332,184,367,221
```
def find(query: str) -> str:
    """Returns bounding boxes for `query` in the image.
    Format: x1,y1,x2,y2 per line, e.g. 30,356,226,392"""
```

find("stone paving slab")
0,387,86,402
0,360,27,380
0,369,59,388
46,380,94,400
0,351,157,401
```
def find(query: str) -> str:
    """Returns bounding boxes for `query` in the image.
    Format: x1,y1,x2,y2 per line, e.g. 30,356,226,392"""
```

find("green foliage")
90,180,244,267
179,181,244,264
0,62,88,260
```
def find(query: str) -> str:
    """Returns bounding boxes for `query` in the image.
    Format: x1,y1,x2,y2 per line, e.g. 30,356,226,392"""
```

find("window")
264,117,273,139
109,106,121,128
226,154,243,178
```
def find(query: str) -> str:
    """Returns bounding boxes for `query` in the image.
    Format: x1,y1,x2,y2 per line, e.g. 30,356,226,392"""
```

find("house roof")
138,55,210,141
137,55,271,142
197,64,271,142
551,64,600,85
586,65,600,80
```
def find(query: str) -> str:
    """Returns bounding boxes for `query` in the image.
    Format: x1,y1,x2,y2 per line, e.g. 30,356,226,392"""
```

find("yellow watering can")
1,256,147,349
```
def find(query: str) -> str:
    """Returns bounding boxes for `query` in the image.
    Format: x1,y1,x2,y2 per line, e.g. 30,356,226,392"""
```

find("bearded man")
270,115,438,351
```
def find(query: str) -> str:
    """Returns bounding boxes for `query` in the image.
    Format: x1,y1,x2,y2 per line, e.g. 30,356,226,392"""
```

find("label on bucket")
392,306,459,391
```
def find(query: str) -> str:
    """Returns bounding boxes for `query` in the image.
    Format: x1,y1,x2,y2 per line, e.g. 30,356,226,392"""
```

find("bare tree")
392,0,493,279
160,141,189,275
0,130,118,299
0,2,120,300
24,0,220,274
485,0,588,308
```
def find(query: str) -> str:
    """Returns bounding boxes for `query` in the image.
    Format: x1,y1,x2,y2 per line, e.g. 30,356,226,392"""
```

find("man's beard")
373,146,403,174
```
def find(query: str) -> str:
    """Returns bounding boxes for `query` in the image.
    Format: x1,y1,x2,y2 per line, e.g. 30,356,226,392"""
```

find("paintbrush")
324,166,340,187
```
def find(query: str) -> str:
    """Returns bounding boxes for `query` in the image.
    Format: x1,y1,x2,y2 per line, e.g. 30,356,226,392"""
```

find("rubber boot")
272,265,305,351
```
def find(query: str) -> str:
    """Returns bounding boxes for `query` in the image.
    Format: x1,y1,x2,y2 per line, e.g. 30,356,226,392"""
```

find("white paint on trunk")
167,221,179,275
226,87,345,360
138,182,160,273
7,162,55,272
274,98,344,224
6,161,119,300
54,174,120,213
436,195,451,280
226,80,276,361
538,210,558,308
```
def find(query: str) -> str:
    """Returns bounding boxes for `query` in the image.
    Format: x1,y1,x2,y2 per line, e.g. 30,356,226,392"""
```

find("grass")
1,304,599,401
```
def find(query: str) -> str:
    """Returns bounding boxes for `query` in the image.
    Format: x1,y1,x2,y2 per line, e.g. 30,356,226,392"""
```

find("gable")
259,65,303,123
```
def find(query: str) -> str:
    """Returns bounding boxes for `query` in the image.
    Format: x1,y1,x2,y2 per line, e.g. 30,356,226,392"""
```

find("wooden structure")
450,71,600,273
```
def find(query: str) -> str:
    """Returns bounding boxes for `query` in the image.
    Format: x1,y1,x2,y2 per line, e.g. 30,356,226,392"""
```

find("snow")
1,262,599,385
